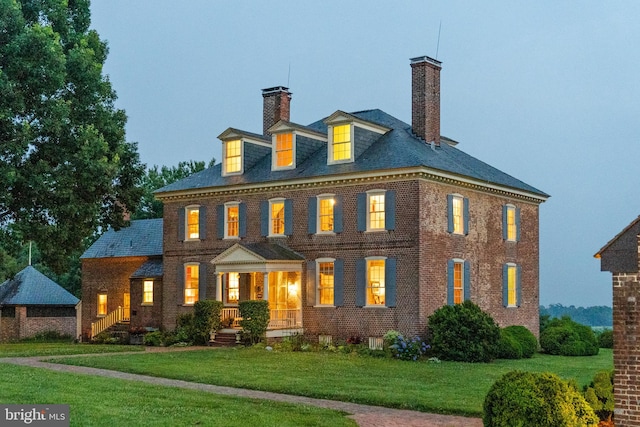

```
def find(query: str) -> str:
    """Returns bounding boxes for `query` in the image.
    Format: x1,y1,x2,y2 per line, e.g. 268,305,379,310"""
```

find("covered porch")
211,243,305,336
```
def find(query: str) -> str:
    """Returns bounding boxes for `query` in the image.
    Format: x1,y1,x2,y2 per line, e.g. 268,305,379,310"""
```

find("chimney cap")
410,55,442,67
261,86,290,96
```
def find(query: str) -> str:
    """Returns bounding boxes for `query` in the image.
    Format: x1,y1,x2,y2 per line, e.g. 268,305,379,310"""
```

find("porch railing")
219,307,301,329
91,306,126,338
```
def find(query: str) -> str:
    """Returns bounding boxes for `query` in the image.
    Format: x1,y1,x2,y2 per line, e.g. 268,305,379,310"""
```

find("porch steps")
209,332,238,347
95,321,130,343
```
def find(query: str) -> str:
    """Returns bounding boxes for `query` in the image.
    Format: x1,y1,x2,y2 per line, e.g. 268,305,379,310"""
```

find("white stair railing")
91,306,124,338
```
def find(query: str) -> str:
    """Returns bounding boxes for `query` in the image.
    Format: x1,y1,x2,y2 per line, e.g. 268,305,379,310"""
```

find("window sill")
363,305,387,309
364,229,386,233
141,303,153,306
315,231,336,236
181,304,196,307
184,238,201,242
97,314,106,318
313,305,336,308
224,236,241,240
268,234,287,238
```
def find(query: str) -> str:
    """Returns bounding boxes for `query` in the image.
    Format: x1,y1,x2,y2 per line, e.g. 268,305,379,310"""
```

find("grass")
0,342,143,357
0,364,356,427
52,347,613,417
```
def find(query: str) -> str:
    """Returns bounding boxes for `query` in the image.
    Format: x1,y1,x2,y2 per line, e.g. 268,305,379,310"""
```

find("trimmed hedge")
497,330,522,359
597,329,613,349
239,300,270,344
540,316,598,356
503,325,538,358
428,301,501,362
192,300,224,345
583,370,614,423
483,370,598,427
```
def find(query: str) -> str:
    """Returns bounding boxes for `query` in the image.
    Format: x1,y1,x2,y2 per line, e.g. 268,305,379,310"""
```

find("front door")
123,292,130,321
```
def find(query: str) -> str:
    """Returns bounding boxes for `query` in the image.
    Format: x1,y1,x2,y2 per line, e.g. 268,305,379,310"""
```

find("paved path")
0,349,483,427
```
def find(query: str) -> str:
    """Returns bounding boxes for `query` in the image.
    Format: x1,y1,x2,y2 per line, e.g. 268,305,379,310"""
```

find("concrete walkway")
0,349,483,427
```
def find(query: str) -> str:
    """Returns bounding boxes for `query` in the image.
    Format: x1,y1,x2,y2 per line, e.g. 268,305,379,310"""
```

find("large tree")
0,0,144,272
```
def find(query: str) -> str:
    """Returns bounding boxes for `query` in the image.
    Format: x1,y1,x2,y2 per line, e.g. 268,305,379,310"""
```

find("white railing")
219,307,301,330
91,306,125,338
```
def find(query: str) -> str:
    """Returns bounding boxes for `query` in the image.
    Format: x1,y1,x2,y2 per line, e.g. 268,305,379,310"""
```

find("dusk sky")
89,1,640,307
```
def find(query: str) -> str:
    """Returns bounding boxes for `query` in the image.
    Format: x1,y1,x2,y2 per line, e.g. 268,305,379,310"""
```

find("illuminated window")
507,264,517,307
367,259,386,306
368,192,386,230
226,272,239,304
506,206,516,241
331,124,352,162
224,139,242,174
184,264,199,305
97,293,107,316
318,196,335,232
226,204,239,238
186,207,199,239
275,133,293,168
317,261,335,305
271,200,285,235
452,196,463,234
453,262,463,304
504,204,520,242
143,280,153,304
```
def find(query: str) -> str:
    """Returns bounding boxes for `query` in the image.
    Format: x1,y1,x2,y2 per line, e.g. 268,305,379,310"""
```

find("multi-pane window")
332,124,351,161
368,192,385,230
226,205,239,238
226,272,239,304
367,259,386,306
317,261,335,305
506,205,517,241
271,201,285,235
186,207,199,239
224,139,241,174
507,264,517,307
319,196,335,232
184,264,199,305
275,133,293,168
453,262,463,304
452,196,463,234
97,293,107,316
143,280,153,304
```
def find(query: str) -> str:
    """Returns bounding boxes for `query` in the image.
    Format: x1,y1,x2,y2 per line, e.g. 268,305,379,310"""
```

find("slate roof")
241,243,305,261
81,218,163,259
0,266,79,306
130,258,164,279
155,109,548,198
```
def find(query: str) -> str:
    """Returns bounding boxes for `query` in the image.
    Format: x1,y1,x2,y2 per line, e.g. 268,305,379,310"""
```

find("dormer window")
223,139,242,175
272,132,296,170
329,124,353,164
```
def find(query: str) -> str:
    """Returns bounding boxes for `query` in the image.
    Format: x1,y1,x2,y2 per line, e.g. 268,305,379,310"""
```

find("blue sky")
89,1,640,307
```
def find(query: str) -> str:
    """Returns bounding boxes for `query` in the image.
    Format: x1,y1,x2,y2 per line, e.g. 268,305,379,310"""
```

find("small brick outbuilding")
0,266,79,341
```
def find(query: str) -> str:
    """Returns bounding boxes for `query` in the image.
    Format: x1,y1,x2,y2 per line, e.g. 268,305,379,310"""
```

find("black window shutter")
260,201,269,236
516,265,522,307
239,203,247,238
502,205,508,240
385,258,397,307
357,193,367,232
199,205,207,240
177,264,185,303
178,208,185,241
463,260,470,301
333,195,343,233
447,195,454,233
334,259,344,306
502,264,509,307
515,207,521,242
355,259,366,307
307,197,317,234
385,190,396,231
284,199,293,235
216,205,224,239
463,197,470,235
199,263,207,301
447,259,454,305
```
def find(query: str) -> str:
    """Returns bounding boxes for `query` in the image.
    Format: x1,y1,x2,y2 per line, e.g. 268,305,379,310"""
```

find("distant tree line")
540,304,612,327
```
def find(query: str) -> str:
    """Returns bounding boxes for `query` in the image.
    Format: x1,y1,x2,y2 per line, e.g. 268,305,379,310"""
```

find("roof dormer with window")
324,111,390,165
218,128,271,177
268,121,326,171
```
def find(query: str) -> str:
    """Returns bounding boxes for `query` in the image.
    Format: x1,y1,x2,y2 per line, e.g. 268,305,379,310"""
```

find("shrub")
428,301,501,362
597,329,613,349
583,370,614,423
388,335,430,361
239,300,270,344
25,331,73,342
540,316,599,356
483,370,598,427
143,331,164,346
503,325,538,358
192,300,223,345
496,330,522,359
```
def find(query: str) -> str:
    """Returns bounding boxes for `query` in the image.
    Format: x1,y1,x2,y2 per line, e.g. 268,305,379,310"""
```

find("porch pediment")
211,243,304,273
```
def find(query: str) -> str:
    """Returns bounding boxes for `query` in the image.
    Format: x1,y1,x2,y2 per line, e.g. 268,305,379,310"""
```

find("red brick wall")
130,278,163,329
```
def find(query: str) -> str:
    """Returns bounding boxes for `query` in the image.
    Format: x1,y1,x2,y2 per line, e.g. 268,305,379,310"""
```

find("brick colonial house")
596,216,640,426
0,266,79,341
82,56,548,343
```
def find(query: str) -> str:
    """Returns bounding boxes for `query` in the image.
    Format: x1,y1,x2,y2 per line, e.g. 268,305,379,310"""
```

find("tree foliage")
0,0,144,273
540,304,612,327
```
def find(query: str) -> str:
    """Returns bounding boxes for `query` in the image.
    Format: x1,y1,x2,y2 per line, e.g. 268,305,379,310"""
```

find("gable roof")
155,109,548,200
0,266,79,306
81,218,163,259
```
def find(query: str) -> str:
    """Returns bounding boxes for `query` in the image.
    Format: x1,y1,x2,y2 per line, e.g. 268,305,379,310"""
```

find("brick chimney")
411,56,441,146
262,86,291,136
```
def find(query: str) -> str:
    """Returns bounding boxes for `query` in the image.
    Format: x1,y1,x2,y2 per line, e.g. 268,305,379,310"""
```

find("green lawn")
0,363,356,427
52,347,613,417
0,342,143,357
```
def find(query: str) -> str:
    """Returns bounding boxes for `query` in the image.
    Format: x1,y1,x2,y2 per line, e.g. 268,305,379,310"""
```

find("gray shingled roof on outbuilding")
155,109,547,198
0,266,79,306
130,258,163,279
81,218,163,259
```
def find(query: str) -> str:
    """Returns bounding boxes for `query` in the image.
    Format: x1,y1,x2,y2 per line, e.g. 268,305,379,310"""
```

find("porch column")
263,272,269,301
216,273,223,301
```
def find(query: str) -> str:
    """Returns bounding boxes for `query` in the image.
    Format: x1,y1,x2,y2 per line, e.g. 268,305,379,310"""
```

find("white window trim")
224,201,241,240
184,205,200,241
366,189,386,232
452,258,465,305
505,204,517,242
506,262,518,308
451,193,464,235
271,132,297,171
315,257,336,307
365,256,387,307
268,198,286,237
97,293,107,317
142,280,154,306
327,123,354,165
316,194,336,235
183,263,199,306
222,139,244,176
224,272,240,306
